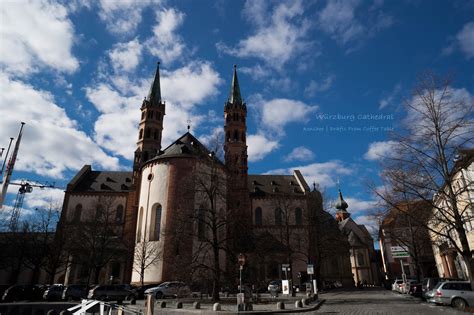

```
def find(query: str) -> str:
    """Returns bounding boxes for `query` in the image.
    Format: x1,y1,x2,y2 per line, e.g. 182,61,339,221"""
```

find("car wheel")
155,292,164,299
452,298,467,310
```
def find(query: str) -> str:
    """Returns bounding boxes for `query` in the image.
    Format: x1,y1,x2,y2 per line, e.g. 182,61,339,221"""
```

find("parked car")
431,281,474,310
408,283,422,297
62,284,88,301
392,279,404,292
135,283,161,299
43,284,64,301
267,280,282,293
144,281,191,299
2,285,43,302
88,284,136,302
422,277,463,299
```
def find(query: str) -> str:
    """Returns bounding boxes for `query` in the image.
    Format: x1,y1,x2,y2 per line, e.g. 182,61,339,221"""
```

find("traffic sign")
307,264,314,275
238,253,246,266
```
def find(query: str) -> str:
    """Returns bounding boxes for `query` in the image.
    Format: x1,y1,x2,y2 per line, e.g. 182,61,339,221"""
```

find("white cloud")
364,141,397,161
108,38,143,73
304,75,335,97
266,160,353,188
0,74,120,179
247,134,279,162
0,0,79,76
318,0,393,49
98,0,157,36
253,96,318,133
216,0,313,68
161,62,222,108
86,62,221,159
284,146,315,162
344,198,378,214
379,83,402,109
352,214,379,237
146,8,186,64
456,21,474,59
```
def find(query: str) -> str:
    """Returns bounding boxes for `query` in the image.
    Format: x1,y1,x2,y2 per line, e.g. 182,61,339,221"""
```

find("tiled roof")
72,171,132,193
248,174,305,196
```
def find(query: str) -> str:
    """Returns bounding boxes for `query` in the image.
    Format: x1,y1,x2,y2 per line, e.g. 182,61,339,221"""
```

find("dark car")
408,283,422,297
62,284,88,301
2,285,43,302
88,284,136,303
43,284,64,301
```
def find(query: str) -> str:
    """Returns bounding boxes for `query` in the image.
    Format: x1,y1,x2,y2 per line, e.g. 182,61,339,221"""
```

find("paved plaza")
315,288,468,315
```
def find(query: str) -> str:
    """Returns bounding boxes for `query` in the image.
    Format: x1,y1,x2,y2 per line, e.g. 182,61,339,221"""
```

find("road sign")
307,264,314,275
392,252,410,258
391,246,409,258
238,253,246,266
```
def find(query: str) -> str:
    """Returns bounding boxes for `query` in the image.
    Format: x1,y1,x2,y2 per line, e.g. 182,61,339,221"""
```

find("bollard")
176,301,183,309
193,301,201,309
158,301,166,308
213,303,221,311
117,307,123,315
302,298,308,305
146,294,154,315
295,300,303,308
276,301,285,310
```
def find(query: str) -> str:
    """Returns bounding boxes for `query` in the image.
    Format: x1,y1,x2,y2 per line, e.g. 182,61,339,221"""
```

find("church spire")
228,65,242,105
147,62,162,106
335,189,350,222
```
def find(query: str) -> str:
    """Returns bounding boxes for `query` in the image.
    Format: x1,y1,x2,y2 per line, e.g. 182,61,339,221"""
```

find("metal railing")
68,299,143,315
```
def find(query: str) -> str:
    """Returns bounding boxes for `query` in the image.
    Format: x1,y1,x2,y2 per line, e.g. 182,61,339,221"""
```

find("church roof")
68,165,132,193
147,132,224,166
248,174,305,196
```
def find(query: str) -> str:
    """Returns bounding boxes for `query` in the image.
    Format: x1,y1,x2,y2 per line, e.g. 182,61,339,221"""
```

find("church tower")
133,62,165,180
224,65,251,251
335,189,351,222
224,65,248,182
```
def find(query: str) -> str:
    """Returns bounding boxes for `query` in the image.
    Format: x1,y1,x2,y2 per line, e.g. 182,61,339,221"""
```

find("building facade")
57,64,353,290
429,149,474,280
335,190,380,286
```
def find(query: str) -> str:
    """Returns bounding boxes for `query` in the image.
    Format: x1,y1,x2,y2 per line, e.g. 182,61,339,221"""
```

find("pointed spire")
228,65,242,105
147,62,162,106
335,189,349,211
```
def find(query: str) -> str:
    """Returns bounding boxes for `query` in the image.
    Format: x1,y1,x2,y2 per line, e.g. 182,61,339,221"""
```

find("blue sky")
0,0,473,234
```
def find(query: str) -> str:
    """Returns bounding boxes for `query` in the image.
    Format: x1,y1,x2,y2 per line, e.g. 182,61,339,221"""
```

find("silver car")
144,281,191,299
431,281,474,310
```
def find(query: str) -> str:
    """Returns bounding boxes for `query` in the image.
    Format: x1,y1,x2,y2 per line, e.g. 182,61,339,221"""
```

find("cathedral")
57,64,354,291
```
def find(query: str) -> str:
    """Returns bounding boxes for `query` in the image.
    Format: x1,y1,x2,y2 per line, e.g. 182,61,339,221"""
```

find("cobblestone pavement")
315,288,468,315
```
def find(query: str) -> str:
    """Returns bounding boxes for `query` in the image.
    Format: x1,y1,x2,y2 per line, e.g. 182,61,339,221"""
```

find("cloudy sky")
1,0,473,235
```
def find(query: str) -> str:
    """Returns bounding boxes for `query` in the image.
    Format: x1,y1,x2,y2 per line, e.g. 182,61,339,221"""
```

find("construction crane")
8,180,55,231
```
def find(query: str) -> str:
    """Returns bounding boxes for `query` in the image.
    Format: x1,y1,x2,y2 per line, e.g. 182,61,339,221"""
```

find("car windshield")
433,282,443,290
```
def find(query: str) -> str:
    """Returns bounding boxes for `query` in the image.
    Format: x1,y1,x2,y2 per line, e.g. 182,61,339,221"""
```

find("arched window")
295,207,302,225
226,115,231,122
233,130,239,141
156,112,161,120
143,151,149,162
149,204,162,241
136,207,143,243
226,131,231,142
275,208,282,225
197,207,206,240
73,204,82,222
255,207,262,226
139,129,143,139
148,111,153,118
153,130,158,140
145,128,151,138
115,205,124,223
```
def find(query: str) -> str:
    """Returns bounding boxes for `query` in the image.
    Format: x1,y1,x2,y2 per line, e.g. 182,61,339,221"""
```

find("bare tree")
133,237,162,286
65,196,127,286
374,72,474,288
